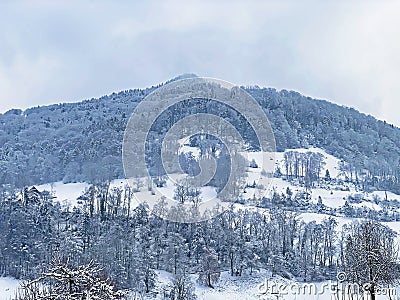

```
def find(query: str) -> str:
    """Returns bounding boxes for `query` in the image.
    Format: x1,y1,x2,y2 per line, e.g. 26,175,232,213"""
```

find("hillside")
2,145,400,299
30,146,400,223
0,75,399,194
2,81,400,298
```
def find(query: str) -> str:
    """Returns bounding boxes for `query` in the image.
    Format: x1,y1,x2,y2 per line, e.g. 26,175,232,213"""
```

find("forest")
0,76,399,194
1,77,400,299
0,182,398,299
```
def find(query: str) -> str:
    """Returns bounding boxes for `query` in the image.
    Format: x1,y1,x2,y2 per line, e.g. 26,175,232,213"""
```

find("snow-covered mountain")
2,77,400,300
1,76,400,195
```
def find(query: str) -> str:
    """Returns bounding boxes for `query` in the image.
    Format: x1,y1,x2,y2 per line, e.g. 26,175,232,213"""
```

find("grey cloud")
0,0,399,126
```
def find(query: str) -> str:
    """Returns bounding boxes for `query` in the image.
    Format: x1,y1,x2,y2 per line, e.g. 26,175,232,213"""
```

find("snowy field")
31,148,400,215
274,147,341,179
145,269,399,300
2,270,399,300
0,277,22,300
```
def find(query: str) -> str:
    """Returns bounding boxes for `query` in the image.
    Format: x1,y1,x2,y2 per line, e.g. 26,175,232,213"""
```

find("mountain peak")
166,73,198,84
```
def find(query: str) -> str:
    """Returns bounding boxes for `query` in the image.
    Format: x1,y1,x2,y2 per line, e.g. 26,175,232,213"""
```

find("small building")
22,186,42,204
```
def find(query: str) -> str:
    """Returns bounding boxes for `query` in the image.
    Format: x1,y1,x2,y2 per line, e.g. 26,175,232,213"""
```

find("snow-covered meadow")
0,278,22,300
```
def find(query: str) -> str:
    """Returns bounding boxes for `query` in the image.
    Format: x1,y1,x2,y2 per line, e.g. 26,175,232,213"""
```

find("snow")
30,147,398,214
311,188,348,208
299,212,352,229
245,151,275,166
179,145,201,158
0,277,21,300
353,200,382,211
36,181,88,208
145,269,400,300
302,148,340,179
242,148,400,214
195,270,269,300
143,176,218,203
131,270,174,299
35,179,134,210
274,147,341,179
177,136,201,158
146,269,275,300
243,148,344,206
6,145,400,299
259,178,349,209
267,178,296,197
3,268,400,300
242,152,275,200
369,190,400,202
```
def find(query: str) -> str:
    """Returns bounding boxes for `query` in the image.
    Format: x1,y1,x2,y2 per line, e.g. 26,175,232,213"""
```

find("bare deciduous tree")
16,260,125,300
344,221,399,300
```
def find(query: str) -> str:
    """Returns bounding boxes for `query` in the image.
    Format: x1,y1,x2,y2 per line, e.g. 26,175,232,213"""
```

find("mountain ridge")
4,74,395,129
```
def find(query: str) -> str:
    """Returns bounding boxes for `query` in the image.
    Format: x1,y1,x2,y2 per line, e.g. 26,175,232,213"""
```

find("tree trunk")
207,273,213,288
230,252,234,276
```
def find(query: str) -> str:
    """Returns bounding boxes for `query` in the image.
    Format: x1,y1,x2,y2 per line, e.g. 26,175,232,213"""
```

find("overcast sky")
0,0,399,126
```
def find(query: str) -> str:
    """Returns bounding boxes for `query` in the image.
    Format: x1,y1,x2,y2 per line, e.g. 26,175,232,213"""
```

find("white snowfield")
0,277,22,300
2,270,398,300
4,147,400,299
31,147,400,213
144,269,400,300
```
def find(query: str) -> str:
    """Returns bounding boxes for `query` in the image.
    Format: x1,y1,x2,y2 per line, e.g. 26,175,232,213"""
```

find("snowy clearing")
0,277,22,300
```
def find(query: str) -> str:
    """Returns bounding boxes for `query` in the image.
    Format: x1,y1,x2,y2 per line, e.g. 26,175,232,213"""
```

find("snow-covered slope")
140,268,400,300
0,277,22,300
6,147,400,300
31,147,400,218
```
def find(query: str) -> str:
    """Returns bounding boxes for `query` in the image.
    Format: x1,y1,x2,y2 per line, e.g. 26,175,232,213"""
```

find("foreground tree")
344,221,400,300
170,272,197,300
16,260,125,300
198,248,220,288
